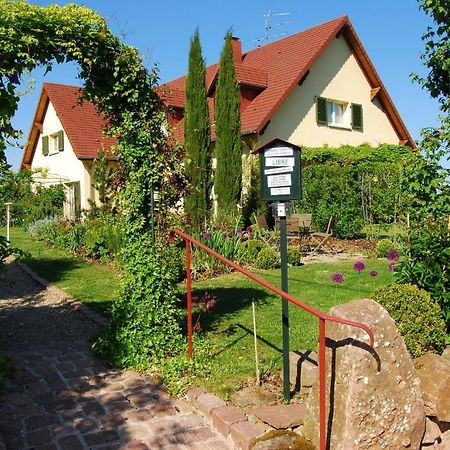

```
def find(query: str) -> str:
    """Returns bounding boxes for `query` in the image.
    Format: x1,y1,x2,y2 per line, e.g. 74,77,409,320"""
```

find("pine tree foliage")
184,28,211,229
214,32,242,221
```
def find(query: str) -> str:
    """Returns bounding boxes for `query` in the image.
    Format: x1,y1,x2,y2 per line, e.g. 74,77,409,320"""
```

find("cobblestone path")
0,262,232,449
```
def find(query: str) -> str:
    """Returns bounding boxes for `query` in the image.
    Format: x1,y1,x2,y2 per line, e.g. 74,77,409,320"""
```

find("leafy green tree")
414,0,450,114
184,28,211,230
396,0,450,328
214,32,242,222
0,1,184,364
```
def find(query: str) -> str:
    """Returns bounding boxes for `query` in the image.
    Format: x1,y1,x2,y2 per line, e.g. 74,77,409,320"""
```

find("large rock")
415,353,450,422
303,299,425,450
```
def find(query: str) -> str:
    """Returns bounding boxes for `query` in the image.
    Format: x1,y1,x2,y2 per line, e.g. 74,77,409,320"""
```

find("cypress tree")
214,31,242,222
184,28,211,230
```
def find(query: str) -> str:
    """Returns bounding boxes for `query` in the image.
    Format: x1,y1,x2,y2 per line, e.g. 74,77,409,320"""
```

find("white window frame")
49,133,59,155
326,99,351,129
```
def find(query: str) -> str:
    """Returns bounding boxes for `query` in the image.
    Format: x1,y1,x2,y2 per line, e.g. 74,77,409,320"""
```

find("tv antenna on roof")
254,10,290,47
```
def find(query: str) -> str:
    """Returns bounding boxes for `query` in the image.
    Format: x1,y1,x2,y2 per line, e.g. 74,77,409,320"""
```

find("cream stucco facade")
31,100,96,217
259,36,399,148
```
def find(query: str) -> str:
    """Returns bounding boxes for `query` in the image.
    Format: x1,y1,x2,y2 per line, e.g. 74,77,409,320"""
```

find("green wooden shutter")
57,130,64,152
351,103,363,131
316,97,327,125
42,135,49,155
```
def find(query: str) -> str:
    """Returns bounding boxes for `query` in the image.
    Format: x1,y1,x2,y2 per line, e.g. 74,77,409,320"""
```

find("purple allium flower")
236,228,243,235
353,261,366,272
202,232,211,240
246,226,253,234
386,249,399,262
369,270,378,278
331,272,345,283
388,262,394,272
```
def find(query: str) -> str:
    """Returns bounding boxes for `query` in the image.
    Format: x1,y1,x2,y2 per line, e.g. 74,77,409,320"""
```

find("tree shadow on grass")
185,286,275,333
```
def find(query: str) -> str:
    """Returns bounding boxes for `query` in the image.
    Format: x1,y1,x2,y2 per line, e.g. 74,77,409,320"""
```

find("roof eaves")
20,88,49,170
342,21,415,148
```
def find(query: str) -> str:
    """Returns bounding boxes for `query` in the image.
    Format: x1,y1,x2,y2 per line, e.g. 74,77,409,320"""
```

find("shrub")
237,239,265,266
396,219,450,328
255,247,279,270
287,245,302,266
376,239,397,258
371,283,446,358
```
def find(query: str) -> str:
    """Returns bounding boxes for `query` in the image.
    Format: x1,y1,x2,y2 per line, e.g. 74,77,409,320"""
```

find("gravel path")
0,262,233,449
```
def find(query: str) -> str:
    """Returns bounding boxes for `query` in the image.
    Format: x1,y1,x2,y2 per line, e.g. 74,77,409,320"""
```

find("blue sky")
7,0,441,170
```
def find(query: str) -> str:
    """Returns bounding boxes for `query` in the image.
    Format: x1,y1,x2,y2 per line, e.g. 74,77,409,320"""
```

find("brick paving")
0,262,233,449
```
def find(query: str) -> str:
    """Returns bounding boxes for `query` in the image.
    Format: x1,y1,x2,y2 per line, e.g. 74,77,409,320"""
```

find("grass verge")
4,227,120,315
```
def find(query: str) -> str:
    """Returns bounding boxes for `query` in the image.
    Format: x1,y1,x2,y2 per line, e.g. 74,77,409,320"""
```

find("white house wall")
31,100,92,211
259,36,399,148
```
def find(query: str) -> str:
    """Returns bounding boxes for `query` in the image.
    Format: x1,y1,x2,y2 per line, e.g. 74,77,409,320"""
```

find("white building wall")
260,36,399,148
31,100,93,212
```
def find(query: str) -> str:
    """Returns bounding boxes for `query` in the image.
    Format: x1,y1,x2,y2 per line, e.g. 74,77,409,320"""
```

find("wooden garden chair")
309,215,336,255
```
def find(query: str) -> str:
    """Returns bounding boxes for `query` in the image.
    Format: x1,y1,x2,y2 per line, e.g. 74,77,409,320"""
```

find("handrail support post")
186,240,193,359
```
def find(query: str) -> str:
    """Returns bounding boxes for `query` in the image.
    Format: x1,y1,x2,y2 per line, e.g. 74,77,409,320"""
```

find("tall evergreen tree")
184,28,211,229
214,32,242,221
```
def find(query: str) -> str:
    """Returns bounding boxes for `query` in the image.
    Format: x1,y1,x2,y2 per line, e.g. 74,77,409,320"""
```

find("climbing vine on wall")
0,0,186,365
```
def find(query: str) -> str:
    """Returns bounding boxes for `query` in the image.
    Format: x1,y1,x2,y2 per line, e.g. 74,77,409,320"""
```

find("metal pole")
280,209,290,402
186,240,193,359
319,318,326,450
5,203,12,243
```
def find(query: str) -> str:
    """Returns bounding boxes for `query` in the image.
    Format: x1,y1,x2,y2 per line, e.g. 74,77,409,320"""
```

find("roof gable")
161,16,414,147
21,83,116,168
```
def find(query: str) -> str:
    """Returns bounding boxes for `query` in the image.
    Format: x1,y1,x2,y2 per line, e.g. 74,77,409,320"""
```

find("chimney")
231,37,242,64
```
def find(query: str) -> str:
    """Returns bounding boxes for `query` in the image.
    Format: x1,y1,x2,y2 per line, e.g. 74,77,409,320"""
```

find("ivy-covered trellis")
0,1,185,366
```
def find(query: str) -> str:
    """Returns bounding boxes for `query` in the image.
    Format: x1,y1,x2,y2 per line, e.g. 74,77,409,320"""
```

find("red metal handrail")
168,229,374,450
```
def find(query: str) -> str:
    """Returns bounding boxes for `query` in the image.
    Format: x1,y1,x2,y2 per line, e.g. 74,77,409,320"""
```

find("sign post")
253,139,301,402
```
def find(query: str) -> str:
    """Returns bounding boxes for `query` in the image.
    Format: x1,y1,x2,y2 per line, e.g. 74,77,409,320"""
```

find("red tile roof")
21,83,116,168
161,16,414,147
44,83,117,159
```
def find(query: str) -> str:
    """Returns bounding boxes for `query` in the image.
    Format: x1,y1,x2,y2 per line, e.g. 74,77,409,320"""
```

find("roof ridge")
43,81,82,89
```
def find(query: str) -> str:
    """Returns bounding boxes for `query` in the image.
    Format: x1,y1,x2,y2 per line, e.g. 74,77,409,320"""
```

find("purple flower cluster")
330,272,345,284
386,249,399,263
202,232,211,240
353,261,366,272
369,270,378,278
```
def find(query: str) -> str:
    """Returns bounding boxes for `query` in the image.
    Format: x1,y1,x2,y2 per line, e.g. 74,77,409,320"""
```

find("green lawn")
185,259,393,398
5,227,393,397
4,227,120,315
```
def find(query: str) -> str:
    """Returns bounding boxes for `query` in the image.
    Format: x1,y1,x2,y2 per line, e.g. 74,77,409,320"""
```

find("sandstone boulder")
415,353,450,422
303,299,425,450
289,350,318,389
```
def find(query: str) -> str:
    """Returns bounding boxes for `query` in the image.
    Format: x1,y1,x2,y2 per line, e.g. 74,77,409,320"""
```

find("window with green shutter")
351,103,363,131
316,97,327,126
57,130,64,152
42,135,49,156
